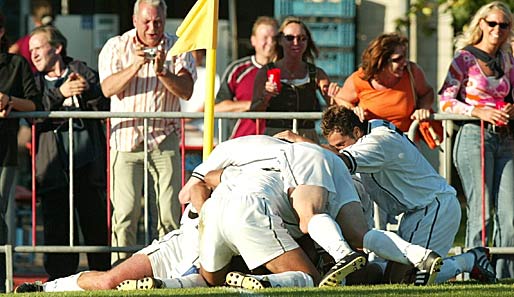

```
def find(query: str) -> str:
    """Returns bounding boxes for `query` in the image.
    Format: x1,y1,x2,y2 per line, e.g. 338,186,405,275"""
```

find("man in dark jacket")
29,25,110,280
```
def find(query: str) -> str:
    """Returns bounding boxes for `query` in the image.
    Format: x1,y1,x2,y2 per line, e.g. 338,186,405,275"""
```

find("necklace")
280,62,306,80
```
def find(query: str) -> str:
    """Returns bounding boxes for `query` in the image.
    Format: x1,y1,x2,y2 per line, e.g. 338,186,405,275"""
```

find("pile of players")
15,106,496,293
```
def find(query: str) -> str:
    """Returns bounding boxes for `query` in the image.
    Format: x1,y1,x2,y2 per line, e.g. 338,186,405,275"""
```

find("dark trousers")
40,159,110,280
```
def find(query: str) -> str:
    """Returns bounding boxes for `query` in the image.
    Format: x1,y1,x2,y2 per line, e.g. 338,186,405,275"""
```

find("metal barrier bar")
68,118,75,247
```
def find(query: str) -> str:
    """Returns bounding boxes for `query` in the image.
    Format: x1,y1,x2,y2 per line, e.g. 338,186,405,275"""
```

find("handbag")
407,64,444,150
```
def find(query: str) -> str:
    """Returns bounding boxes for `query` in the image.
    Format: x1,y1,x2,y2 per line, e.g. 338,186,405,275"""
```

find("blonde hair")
251,16,278,37
455,1,513,51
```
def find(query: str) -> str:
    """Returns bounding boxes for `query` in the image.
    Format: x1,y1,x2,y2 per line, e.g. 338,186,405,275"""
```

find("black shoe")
225,271,271,289
469,247,497,284
116,277,164,290
413,251,443,286
318,251,367,287
14,281,43,293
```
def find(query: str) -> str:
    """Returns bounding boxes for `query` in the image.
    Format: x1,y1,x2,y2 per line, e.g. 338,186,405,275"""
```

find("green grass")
9,281,514,297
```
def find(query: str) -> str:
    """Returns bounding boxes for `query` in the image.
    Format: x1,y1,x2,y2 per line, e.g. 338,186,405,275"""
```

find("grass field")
9,280,514,297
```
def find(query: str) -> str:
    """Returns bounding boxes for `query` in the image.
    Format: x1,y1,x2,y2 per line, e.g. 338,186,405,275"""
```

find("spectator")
439,1,514,279
215,16,278,139
98,0,195,264
0,10,41,292
9,0,54,73
328,32,434,132
250,17,331,143
29,25,111,280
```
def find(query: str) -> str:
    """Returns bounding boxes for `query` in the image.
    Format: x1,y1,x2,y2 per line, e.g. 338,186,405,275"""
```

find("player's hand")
273,130,315,144
179,177,202,204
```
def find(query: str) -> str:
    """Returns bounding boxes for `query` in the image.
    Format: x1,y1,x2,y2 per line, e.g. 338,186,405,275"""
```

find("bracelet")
7,95,12,105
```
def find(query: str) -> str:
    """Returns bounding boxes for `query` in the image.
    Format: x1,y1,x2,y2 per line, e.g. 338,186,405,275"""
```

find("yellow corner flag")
170,0,219,159
169,0,219,56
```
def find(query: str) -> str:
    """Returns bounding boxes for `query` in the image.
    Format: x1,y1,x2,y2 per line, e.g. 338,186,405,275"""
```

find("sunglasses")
283,34,308,43
390,55,405,63
483,19,510,30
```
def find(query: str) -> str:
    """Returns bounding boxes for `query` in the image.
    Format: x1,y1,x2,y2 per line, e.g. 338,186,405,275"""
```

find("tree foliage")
399,0,514,36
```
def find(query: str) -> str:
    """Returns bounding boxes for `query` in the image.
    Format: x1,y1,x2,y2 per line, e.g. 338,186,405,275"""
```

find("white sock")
364,229,424,266
435,253,474,284
161,274,207,288
308,213,353,262
250,271,314,288
43,271,85,292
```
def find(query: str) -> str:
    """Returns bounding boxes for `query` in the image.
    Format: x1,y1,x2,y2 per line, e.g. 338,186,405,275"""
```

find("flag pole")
202,0,218,159
203,48,216,159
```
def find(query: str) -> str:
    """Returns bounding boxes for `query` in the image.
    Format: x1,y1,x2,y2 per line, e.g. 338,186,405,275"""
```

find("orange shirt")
349,68,416,132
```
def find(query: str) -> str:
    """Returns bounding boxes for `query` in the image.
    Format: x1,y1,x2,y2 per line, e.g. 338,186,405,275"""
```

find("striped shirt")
98,29,196,152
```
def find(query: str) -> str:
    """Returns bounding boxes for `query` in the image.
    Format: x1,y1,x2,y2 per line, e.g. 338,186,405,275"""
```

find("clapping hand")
60,72,89,98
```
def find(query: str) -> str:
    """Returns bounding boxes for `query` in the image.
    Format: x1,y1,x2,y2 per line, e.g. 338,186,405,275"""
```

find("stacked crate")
274,0,356,84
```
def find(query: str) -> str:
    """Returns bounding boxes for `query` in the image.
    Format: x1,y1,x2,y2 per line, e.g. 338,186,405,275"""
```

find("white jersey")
340,120,457,216
192,135,360,222
136,204,200,279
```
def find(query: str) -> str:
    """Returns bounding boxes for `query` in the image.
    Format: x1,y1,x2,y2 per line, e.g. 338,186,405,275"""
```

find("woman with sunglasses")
328,32,434,134
439,1,514,279
250,17,331,143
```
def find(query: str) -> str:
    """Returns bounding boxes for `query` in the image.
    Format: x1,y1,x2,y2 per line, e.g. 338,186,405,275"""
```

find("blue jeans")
453,123,514,278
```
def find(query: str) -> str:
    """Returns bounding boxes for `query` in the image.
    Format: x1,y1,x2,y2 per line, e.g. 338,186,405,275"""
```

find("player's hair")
454,1,513,51
321,105,367,138
360,32,408,81
133,0,167,18
31,25,68,57
251,16,279,37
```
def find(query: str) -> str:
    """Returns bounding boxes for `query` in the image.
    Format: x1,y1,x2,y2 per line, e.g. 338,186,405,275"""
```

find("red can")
267,68,282,93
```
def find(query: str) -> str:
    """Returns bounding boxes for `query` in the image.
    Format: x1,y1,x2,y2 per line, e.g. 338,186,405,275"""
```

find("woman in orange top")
329,33,434,132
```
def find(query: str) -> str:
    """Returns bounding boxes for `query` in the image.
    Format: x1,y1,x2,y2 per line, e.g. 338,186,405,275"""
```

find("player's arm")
188,180,212,212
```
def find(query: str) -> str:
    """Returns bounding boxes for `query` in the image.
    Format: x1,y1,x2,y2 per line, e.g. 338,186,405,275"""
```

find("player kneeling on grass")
276,105,497,285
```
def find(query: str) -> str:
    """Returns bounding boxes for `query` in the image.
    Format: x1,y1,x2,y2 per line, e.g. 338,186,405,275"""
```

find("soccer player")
279,105,497,284
15,203,205,292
